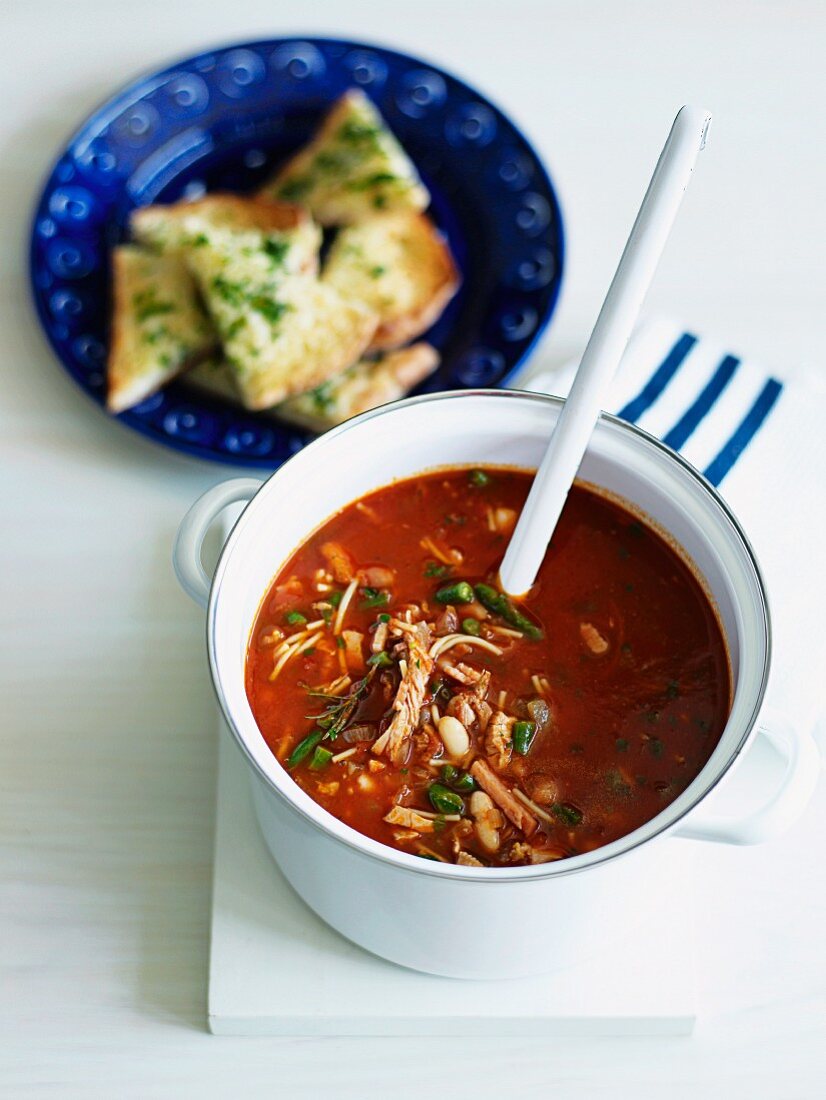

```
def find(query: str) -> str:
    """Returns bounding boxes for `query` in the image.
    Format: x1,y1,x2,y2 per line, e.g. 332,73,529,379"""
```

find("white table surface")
2,1,824,1095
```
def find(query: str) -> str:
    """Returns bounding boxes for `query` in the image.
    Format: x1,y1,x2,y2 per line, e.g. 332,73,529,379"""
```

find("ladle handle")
500,105,712,596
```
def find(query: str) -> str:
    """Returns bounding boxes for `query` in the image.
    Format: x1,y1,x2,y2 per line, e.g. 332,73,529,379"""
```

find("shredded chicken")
580,621,609,655
446,671,492,732
372,620,434,764
470,759,538,837
485,710,514,769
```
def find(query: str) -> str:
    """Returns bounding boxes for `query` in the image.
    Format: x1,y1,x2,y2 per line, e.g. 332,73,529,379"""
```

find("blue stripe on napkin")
662,354,741,451
702,378,784,486
616,332,697,423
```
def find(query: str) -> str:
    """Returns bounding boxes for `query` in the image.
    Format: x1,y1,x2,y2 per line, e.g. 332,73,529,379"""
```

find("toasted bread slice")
323,212,459,351
185,231,377,409
259,89,429,226
106,245,216,413
275,343,440,430
131,194,322,285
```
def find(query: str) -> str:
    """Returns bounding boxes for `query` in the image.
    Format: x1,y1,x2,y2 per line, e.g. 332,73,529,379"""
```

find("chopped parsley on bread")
259,90,429,226
187,343,439,427
274,343,440,429
323,212,460,350
185,227,377,409
106,245,216,413
130,193,318,265
108,94,456,422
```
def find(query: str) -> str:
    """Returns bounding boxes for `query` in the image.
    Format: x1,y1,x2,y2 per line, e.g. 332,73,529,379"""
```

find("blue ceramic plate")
29,37,564,468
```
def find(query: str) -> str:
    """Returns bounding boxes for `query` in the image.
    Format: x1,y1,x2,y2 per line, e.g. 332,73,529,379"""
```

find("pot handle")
673,707,821,845
173,478,263,609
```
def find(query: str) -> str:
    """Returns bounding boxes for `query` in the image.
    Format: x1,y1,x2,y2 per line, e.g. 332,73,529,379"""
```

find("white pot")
174,391,819,979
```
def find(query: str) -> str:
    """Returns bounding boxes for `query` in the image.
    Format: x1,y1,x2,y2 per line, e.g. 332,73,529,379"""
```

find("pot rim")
206,388,772,882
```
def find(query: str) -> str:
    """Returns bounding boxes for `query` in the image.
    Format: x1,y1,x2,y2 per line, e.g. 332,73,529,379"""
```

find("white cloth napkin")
516,315,826,740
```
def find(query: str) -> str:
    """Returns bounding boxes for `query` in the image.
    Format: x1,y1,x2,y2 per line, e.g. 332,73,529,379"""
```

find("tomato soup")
245,468,730,867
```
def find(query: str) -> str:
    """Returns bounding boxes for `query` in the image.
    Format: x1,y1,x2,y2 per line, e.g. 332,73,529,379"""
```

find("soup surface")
246,468,730,867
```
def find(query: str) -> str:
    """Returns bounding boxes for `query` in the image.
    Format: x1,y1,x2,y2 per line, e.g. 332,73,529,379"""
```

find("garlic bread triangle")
260,89,429,226
323,212,459,351
107,245,217,413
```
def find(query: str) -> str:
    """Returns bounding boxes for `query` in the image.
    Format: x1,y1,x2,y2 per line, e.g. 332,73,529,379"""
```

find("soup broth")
245,468,730,867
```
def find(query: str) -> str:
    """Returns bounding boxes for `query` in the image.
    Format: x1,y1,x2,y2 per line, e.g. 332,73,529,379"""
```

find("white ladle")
499,105,712,596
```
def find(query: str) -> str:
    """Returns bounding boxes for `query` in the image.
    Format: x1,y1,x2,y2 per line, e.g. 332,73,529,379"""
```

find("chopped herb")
666,680,680,699
134,296,175,323
338,120,380,143
211,276,246,307
369,265,386,278
308,745,333,771
360,587,390,610
461,618,481,636
286,729,324,769
512,720,537,756
428,783,465,816
468,469,490,487
474,584,543,640
249,296,290,326
310,381,335,412
605,768,631,795
648,738,664,758
367,650,393,668
285,611,307,625
615,737,629,752
424,562,450,579
346,171,398,191
627,522,644,539
372,193,387,209
143,326,169,345
189,232,209,247
306,669,376,741
621,643,633,656
328,590,343,608
552,803,583,827
378,612,391,623
336,636,345,649
302,647,315,657
224,316,245,340
262,238,290,266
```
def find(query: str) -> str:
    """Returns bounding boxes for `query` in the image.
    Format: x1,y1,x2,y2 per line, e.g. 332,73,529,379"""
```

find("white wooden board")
209,726,697,1036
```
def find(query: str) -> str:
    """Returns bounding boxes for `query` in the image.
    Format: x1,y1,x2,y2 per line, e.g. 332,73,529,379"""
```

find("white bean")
470,790,502,853
438,715,470,758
